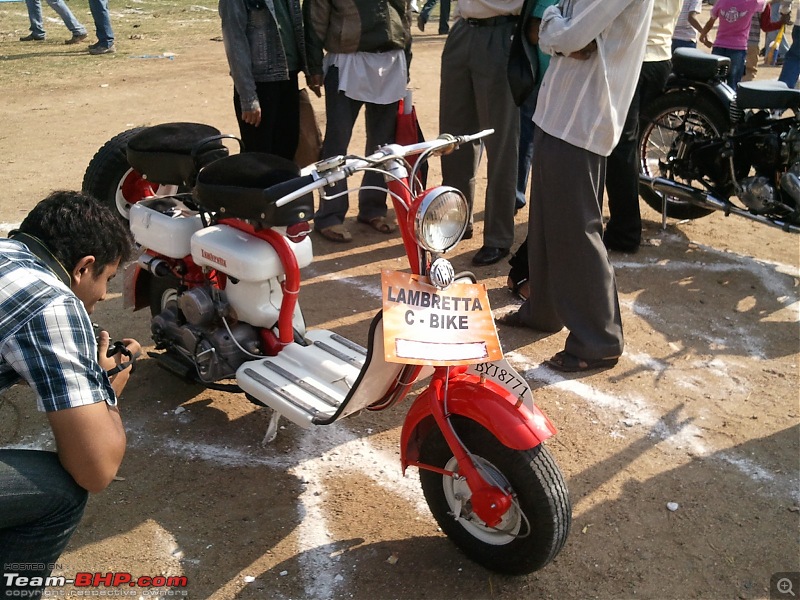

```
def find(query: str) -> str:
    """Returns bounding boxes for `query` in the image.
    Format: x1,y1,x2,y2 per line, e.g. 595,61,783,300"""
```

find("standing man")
603,0,680,253
303,0,411,243
779,1,800,88
220,0,310,161
19,0,87,44
439,0,523,266
500,0,654,372
0,191,139,597
87,0,115,55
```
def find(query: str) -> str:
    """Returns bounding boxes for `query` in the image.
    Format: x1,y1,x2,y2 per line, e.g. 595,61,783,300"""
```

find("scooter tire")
419,416,571,575
82,127,153,221
638,90,730,220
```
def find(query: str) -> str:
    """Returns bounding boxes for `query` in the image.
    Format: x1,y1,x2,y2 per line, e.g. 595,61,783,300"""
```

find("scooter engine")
151,286,261,381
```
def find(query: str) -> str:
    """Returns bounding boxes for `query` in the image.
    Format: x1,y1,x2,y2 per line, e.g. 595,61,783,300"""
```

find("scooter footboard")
400,375,556,472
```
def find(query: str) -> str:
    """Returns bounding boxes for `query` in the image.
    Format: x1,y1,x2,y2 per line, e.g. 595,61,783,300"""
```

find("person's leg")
516,90,537,212
472,22,519,254
0,450,88,598
246,74,301,162
779,26,800,88
527,133,623,360
88,0,114,48
314,66,361,231
743,41,759,81
671,38,696,53
440,21,480,232
712,47,746,88
45,0,87,36
438,0,451,35
357,100,398,223
23,0,46,39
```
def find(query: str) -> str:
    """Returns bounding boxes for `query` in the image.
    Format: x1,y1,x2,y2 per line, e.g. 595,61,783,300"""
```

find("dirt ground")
0,4,798,600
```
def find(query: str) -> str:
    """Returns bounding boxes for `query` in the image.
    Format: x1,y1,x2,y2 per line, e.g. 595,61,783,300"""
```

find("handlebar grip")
264,174,317,205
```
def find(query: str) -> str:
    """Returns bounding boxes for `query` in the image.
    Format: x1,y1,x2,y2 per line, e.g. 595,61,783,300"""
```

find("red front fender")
400,374,557,472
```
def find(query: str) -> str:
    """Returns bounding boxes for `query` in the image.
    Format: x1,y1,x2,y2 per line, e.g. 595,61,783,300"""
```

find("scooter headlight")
411,186,469,253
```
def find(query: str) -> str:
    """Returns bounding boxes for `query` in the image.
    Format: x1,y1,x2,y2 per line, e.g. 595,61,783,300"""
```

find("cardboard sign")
381,270,502,366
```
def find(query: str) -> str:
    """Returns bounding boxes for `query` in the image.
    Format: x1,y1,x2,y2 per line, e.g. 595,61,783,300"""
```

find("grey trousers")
439,18,519,249
520,129,624,361
314,65,398,230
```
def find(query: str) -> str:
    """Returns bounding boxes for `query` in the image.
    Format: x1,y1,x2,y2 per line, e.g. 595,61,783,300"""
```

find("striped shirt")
0,239,116,412
673,0,703,43
534,0,654,157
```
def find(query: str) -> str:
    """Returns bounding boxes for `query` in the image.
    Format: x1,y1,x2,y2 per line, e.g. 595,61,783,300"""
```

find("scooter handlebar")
271,130,495,208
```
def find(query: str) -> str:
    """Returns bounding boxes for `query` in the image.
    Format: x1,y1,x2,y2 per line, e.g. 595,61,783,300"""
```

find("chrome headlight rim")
412,186,469,254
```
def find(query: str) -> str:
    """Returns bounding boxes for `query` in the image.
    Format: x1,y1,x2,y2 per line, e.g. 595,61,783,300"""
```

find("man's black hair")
18,191,135,274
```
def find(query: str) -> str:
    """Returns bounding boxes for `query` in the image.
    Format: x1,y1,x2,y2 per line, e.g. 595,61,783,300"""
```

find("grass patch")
0,0,222,85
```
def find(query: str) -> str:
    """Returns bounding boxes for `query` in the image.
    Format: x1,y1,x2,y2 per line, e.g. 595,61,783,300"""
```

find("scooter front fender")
123,262,151,312
400,374,557,472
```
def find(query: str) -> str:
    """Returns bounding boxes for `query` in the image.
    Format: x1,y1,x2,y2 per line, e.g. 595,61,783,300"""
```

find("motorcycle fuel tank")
190,224,312,282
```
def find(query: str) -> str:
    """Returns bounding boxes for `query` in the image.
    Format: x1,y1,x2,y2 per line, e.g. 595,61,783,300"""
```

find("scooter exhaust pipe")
639,175,800,233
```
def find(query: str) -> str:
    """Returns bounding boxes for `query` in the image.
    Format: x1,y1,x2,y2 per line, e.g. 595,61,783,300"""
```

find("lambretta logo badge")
201,249,227,267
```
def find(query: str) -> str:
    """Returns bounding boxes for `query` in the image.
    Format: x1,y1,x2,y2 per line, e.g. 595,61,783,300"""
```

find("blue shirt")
0,239,116,412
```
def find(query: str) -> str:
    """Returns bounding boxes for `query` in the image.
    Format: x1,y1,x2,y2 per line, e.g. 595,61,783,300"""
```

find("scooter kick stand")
262,410,282,445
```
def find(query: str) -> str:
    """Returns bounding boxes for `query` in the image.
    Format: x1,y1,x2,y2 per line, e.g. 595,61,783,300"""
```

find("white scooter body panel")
129,199,203,258
191,224,313,282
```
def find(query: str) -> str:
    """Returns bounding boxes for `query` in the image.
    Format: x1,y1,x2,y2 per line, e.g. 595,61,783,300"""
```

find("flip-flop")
315,224,352,243
357,215,396,234
545,350,619,373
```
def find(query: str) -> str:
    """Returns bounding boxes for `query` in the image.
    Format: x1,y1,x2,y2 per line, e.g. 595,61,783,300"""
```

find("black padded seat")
194,153,314,227
126,122,228,187
736,80,800,110
672,48,730,81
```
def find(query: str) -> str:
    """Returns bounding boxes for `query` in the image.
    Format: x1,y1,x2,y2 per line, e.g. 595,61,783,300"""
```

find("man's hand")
308,74,323,98
97,330,140,395
568,39,597,60
242,108,262,127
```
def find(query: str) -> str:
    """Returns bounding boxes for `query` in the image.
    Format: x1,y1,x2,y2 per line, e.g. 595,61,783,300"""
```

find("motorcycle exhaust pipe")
137,254,173,277
639,175,800,233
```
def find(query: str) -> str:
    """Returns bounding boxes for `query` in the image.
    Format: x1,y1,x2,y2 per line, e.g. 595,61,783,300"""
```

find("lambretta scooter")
86,123,571,575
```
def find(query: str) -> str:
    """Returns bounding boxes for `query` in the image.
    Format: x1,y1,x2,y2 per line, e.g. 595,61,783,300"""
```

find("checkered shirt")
0,239,116,412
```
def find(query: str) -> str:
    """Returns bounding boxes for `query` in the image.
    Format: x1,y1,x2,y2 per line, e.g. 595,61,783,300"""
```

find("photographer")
0,191,139,597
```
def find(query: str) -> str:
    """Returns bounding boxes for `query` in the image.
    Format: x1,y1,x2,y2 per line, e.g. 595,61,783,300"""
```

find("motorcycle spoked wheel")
82,127,157,221
419,416,571,575
638,91,730,220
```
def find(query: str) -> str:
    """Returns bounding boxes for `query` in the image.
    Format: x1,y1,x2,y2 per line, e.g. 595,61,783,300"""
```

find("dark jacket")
303,0,411,77
219,0,308,112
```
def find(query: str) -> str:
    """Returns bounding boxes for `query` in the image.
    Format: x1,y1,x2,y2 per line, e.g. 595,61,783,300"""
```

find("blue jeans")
779,26,800,89
420,0,451,34
0,450,87,597
671,38,696,53
89,0,114,47
516,90,537,210
25,0,87,37
711,47,746,90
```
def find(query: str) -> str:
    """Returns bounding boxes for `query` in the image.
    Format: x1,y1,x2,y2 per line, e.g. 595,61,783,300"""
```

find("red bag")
396,97,428,187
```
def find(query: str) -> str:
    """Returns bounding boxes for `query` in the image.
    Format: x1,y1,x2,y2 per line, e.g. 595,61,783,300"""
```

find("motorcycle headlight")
411,186,469,253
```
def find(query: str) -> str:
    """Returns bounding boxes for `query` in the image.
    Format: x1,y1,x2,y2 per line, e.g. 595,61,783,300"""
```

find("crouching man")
0,191,140,597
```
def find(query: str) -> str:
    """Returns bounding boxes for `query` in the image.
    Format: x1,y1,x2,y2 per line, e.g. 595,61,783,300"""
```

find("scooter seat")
126,122,228,187
194,153,314,227
672,47,730,81
736,80,800,110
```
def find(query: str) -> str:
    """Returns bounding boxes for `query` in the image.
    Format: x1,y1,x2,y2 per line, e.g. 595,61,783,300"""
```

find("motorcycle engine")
151,286,261,381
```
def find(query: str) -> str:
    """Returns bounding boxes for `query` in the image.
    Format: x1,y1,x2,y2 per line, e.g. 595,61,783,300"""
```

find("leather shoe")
472,246,509,266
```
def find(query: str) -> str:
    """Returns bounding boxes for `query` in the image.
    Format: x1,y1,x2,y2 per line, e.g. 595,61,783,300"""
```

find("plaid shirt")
0,239,116,412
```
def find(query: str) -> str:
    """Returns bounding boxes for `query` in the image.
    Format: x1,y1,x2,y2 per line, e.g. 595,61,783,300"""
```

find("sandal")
315,224,352,243
545,350,619,373
506,276,530,301
357,215,396,234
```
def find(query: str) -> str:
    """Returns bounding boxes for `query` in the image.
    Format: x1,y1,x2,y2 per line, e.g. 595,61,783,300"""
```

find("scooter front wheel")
419,416,571,575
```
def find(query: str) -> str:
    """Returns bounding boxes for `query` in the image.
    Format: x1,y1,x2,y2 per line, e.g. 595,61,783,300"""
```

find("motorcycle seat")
736,80,800,110
126,122,228,187
194,153,314,227
672,48,729,81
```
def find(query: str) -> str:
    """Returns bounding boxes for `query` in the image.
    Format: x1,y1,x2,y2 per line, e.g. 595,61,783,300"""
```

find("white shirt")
323,49,407,105
533,0,654,157
645,0,682,61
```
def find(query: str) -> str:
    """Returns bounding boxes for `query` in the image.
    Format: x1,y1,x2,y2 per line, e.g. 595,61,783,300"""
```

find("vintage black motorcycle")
638,47,800,233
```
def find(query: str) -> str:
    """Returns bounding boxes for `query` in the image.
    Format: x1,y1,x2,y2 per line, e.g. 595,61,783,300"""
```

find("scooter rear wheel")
82,127,155,221
419,416,571,575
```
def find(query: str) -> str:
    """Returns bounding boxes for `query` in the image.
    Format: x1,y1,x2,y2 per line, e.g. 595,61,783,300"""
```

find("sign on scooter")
381,270,502,366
